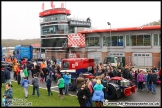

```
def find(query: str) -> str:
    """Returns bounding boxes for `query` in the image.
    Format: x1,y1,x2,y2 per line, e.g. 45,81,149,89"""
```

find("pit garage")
132,53,152,67
88,52,102,64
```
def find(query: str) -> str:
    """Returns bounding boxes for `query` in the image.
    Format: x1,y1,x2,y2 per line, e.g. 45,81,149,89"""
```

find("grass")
1,81,121,107
1,81,79,107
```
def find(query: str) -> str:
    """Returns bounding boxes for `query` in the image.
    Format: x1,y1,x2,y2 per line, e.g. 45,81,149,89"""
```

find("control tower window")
41,38,66,47
42,14,67,22
41,25,68,35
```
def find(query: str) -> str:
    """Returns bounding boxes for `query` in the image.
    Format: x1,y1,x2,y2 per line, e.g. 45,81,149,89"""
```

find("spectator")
32,74,40,97
151,71,157,94
77,82,87,107
63,72,71,95
57,75,65,99
1,67,6,88
31,66,36,78
36,62,41,77
46,75,53,96
152,66,157,72
134,70,138,87
147,70,152,92
143,71,148,91
3,83,13,107
5,68,12,87
21,77,30,98
137,70,145,92
24,67,29,80
158,68,161,81
85,79,93,107
76,74,85,92
16,65,21,85
116,68,122,77
92,80,104,107
20,69,25,84
43,68,49,82
40,70,44,82
123,66,131,80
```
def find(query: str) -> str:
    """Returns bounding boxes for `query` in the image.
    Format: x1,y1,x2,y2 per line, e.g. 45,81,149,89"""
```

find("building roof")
31,44,40,48
77,25,161,34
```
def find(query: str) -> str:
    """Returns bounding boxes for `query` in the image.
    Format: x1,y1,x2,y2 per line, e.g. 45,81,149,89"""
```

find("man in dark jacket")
123,67,131,80
147,71,152,92
77,82,87,107
46,76,53,96
5,68,12,87
151,71,157,94
1,67,6,88
3,83,13,107
116,68,122,77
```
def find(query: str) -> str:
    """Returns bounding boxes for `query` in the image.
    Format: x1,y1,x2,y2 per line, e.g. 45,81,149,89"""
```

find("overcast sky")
2,1,160,40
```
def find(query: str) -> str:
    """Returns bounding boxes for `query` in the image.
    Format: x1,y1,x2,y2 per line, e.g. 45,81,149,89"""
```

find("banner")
68,33,85,48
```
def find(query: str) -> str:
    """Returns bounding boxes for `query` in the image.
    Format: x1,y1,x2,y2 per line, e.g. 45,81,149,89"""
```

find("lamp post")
107,22,111,46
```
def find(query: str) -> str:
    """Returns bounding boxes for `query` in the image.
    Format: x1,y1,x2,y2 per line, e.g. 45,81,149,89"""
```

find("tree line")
2,39,41,47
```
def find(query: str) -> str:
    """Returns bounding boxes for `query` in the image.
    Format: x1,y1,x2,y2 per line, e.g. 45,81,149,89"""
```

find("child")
143,72,148,91
21,77,30,98
24,67,29,80
46,76,53,96
57,75,65,99
40,70,44,82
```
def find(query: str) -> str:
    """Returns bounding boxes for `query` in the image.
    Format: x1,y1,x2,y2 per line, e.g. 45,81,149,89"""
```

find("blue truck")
13,45,33,62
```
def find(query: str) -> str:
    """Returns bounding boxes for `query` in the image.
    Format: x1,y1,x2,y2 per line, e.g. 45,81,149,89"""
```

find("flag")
61,3,64,8
51,1,54,9
42,3,44,11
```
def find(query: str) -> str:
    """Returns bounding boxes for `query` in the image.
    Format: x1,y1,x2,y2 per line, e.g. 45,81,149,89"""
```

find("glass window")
138,54,141,56
85,37,89,46
111,36,118,46
103,36,110,46
41,38,66,47
131,35,136,46
89,37,94,46
69,26,75,33
41,25,68,35
159,34,161,46
94,37,100,46
137,35,143,46
118,36,123,46
126,35,130,46
154,34,158,46
87,37,100,46
134,54,137,56
42,14,67,22
143,35,151,46
142,54,145,56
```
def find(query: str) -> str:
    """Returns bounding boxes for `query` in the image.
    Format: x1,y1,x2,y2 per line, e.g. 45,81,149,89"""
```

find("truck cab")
60,58,94,90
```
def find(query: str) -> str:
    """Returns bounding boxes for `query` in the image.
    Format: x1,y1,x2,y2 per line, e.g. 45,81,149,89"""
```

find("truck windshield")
104,57,111,64
62,62,69,69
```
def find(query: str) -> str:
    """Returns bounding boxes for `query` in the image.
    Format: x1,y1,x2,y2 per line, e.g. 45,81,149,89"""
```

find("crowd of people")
75,63,161,107
1,57,161,107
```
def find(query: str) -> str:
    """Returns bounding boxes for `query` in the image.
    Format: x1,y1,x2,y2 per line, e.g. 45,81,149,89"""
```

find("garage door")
132,53,152,67
88,52,102,64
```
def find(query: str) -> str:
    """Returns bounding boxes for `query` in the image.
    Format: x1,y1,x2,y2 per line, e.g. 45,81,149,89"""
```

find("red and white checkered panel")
68,33,85,48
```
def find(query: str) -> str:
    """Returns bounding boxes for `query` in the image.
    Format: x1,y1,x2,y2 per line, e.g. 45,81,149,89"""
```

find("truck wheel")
107,84,117,99
69,81,76,91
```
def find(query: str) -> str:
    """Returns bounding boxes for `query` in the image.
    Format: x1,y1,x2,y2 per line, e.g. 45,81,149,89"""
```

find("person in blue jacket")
92,79,104,107
21,77,30,98
147,71,152,92
63,71,71,95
